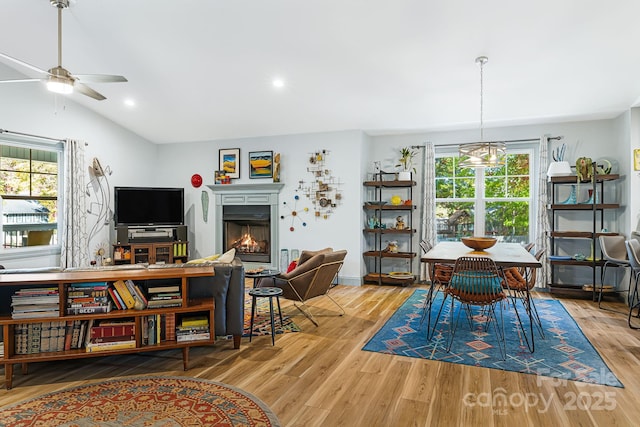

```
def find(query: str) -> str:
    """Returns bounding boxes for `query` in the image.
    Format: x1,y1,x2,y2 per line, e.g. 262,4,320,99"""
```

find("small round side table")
248,287,284,345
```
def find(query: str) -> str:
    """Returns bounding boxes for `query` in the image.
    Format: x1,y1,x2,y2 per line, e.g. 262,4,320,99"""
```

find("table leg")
249,295,257,342
269,297,276,346
276,296,283,327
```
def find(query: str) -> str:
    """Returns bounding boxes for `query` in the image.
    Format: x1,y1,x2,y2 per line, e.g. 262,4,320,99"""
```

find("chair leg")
488,301,506,361
629,273,640,329
292,301,319,326
324,293,346,316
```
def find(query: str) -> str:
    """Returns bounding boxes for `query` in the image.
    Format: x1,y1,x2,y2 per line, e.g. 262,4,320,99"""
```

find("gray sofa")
187,257,245,348
0,259,245,349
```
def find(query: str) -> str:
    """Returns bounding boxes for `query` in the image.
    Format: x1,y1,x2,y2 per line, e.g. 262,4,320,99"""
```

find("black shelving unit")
548,162,620,299
363,171,416,286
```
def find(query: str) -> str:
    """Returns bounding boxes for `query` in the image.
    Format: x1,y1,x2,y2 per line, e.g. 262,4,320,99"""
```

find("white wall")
156,130,366,285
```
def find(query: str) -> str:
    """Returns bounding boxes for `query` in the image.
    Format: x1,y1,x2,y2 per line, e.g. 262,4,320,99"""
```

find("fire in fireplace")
223,205,270,263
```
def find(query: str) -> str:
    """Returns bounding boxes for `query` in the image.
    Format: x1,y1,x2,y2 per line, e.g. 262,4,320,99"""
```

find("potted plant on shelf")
396,147,417,181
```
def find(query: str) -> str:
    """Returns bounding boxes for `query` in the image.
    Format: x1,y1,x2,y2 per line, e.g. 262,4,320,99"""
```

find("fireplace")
209,183,284,266
223,205,270,263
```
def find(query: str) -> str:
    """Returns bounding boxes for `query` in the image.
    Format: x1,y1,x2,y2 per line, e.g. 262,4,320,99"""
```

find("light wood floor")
1,283,639,426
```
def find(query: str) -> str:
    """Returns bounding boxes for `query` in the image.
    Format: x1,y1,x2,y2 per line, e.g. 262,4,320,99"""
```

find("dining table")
420,241,543,351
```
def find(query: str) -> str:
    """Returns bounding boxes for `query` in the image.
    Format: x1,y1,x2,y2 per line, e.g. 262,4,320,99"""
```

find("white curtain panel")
536,136,550,288
420,142,436,281
60,139,89,269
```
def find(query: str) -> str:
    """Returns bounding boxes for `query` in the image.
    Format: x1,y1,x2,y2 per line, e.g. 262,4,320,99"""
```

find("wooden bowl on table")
461,236,497,251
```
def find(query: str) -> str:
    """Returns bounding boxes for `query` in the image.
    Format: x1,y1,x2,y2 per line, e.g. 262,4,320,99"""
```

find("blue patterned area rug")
363,289,623,388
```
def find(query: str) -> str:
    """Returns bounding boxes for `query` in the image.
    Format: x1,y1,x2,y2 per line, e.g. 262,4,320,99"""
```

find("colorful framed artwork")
219,148,240,179
249,150,273,179
635,148,640,171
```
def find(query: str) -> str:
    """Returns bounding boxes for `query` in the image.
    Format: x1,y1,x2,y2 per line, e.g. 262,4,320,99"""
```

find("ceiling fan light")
47,76,73,94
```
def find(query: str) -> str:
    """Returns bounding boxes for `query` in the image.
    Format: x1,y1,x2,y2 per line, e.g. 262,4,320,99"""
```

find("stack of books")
66,282,112,315
142,313,176,345
15,320,68,354
86,319,136,353
11,287,60,319
145,284,182,308
176,315,210,342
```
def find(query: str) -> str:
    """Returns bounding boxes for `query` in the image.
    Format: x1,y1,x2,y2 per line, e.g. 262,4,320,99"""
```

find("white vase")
547,161,572,178
398,171,412,181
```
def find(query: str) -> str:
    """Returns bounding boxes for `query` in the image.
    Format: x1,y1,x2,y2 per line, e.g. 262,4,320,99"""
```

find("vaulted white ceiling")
1,0,640,144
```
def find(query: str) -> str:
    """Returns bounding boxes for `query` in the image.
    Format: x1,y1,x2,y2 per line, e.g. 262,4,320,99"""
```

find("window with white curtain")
0,137,63,250
434,147,534,244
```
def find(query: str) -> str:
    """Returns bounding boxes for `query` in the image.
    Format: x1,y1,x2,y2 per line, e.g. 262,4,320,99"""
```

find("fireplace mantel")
210,183,284,267
207,183,284,194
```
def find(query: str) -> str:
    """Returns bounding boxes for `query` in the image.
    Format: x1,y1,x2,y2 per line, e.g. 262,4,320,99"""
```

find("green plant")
396,147,417,172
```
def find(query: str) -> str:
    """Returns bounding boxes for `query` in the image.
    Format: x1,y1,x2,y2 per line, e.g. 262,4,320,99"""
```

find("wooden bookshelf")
0,266,214,389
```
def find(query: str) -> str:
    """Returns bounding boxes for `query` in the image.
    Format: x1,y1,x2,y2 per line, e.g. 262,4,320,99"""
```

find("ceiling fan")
0,0,127,101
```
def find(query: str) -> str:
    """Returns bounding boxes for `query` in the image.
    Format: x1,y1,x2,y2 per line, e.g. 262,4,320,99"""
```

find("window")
1,139,62,249
435,148,533,244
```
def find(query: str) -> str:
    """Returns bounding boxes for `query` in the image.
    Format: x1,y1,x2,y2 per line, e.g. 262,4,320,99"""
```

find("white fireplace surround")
208,183,284,267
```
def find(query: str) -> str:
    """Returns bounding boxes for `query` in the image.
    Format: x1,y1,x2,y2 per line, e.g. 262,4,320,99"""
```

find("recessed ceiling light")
272,79,285,88
124,99,135,107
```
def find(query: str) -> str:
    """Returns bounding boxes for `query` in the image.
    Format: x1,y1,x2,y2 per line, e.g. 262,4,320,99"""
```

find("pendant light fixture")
458,56,506,168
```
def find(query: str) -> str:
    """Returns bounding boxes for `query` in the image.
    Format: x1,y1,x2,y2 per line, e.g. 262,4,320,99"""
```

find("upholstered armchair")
258,248,347,326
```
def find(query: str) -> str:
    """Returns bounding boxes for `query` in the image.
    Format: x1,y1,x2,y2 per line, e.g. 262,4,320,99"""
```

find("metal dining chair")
503,249,545,351
625,239,640,329
442,256,507,360
598,235,631,308
419,240,454,338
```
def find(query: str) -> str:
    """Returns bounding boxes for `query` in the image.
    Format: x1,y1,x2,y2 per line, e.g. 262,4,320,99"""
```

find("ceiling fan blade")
0,78,44,84
74,82,106,101
0,52,50,76
73,74,128,83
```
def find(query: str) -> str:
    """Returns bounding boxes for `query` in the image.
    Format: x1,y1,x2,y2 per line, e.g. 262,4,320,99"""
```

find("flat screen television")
114,186,184,227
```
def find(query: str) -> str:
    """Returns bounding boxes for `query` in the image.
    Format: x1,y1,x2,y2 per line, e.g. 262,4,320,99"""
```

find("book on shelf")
124,279,148,308
90,320,135,339
108,286,126,310
176,332,210,342
66,301,112,315
86,340,136,353
92,335,136,344
180,315,209,327
146,285,181,294
164,313,176,341
12,310,60,319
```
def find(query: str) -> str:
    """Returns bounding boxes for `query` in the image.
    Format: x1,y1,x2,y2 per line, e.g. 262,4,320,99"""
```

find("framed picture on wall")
219,148,240,179
249,151,273,179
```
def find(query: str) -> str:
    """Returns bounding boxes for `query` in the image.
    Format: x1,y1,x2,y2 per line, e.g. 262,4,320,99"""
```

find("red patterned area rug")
0,376,280,426
243,289,301,337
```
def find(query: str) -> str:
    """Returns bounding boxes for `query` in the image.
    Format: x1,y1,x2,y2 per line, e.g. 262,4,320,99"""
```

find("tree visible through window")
1,144,59,248
435,150,532,243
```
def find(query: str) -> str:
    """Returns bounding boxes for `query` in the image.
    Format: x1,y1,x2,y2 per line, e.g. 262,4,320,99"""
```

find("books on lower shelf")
11,287,60,319
14,321,67,354
176,315,210,342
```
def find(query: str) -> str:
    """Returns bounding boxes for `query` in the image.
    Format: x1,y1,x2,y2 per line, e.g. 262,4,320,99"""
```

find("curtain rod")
0,128,65,143
433,135,562,148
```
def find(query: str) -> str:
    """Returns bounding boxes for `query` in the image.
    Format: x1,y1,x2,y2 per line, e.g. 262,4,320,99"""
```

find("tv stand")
113,241,188,265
